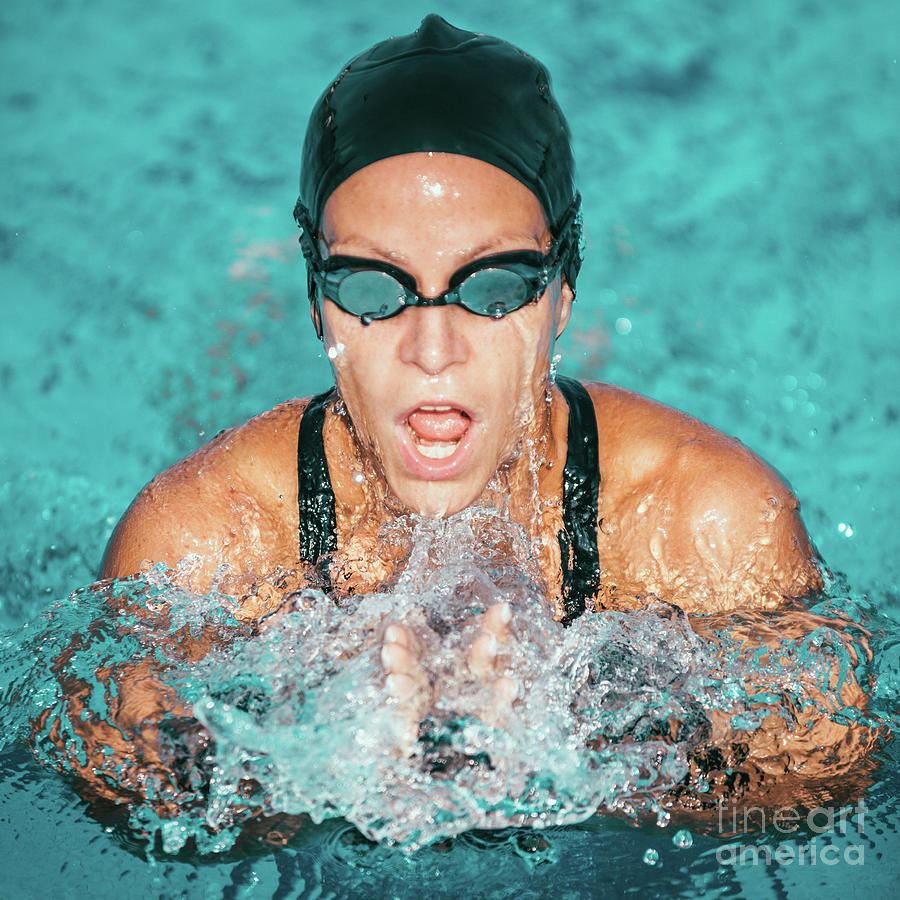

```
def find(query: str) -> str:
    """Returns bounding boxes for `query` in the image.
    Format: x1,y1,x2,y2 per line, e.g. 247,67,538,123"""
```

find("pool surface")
2,0,899,896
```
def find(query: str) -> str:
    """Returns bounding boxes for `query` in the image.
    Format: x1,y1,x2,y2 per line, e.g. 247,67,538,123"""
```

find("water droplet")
780,374,798,391
352,471,365,485
549,352,561,383
672,829,693,849
643,847,660,866
807,372,824,390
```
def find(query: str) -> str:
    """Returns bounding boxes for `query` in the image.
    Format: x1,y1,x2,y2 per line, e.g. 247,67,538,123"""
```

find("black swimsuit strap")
555,376,602,625
297,388,338,582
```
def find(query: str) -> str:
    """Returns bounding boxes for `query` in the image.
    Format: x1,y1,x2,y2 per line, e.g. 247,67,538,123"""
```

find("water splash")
0,510,891,856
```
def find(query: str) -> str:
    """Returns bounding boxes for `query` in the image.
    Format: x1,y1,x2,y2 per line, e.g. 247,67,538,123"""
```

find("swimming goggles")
309,248,565,325
294,193,582,333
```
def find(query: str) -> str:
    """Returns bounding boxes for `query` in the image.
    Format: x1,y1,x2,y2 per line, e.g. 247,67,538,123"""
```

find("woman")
69,16,874,838
102,15,821,621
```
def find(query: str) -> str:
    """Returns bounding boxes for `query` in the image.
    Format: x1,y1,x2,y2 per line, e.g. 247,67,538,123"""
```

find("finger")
493,675,519,705
385,671,419,701
467,630,499,679
482,602,512,642
381,640,416,675
384,622,411,649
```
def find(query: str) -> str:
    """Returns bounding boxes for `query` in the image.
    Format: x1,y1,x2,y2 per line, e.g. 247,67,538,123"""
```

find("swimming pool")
2,0,898,896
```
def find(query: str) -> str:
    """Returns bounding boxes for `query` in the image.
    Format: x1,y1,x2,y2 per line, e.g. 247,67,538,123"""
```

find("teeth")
417,442,457,459
419,405,454,412
408,426,460,459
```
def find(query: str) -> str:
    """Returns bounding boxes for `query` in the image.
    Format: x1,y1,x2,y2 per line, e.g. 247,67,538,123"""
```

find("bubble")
352,471,365,485
780,374,798,391
838,522,855,538
643,848,660,866
615,317,632,335
672,829,693,849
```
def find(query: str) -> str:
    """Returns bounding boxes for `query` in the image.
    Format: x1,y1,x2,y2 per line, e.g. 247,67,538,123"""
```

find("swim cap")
294,14,582,287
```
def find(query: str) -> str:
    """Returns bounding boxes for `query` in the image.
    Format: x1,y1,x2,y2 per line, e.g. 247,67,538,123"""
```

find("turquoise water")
1,0,899,896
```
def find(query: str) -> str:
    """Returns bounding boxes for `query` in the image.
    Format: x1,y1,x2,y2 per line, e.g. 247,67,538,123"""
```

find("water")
2,511,895,865
2,0,899,896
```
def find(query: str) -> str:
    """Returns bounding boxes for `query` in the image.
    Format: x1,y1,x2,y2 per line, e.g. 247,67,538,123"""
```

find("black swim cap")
295,14,582,287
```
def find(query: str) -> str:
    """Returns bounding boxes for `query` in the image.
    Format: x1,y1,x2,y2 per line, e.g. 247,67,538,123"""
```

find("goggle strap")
294,199,322,266
552,193,584,295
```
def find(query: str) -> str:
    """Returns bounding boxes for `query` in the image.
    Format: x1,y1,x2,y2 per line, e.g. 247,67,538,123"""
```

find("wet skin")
99,152,829,760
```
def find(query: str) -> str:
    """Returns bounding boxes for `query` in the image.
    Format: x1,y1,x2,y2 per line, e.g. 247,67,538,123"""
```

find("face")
318,152,573,517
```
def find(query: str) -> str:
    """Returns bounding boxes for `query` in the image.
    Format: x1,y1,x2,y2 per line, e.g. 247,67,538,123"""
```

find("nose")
397,304,471,376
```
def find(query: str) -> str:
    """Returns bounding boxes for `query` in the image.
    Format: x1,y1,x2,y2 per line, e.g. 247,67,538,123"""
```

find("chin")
394,478,484,519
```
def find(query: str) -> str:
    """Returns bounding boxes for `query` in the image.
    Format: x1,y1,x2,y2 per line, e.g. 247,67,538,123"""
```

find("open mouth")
393,400,480,483
406,405,472,459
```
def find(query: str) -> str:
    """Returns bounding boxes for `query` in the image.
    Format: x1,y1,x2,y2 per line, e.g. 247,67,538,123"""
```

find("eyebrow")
325,231,545,264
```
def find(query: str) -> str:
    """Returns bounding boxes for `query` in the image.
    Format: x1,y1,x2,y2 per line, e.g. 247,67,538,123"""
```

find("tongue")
408,408,470,442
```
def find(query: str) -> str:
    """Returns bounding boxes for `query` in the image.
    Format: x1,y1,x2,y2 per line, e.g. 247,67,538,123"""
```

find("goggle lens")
336,270,406,319
457,267,532,318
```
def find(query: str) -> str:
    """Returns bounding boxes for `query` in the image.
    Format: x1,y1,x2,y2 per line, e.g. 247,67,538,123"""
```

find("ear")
310,300,324,341
554,278,574,339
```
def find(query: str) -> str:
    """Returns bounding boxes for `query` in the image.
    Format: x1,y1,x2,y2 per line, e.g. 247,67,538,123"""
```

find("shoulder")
579,382,823,610
100,398,312,589
582,381,786,499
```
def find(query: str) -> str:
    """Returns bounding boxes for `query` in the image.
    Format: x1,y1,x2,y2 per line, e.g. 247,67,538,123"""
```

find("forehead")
321,153,549,254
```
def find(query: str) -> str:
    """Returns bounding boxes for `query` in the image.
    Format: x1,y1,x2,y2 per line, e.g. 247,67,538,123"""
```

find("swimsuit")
296,376,601,623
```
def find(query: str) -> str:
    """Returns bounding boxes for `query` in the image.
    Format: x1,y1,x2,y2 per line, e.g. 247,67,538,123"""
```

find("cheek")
490,304,556,378
322,308,390,385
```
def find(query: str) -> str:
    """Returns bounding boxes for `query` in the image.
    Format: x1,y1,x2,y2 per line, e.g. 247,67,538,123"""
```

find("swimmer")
103,15,822,618
54,16,878,833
